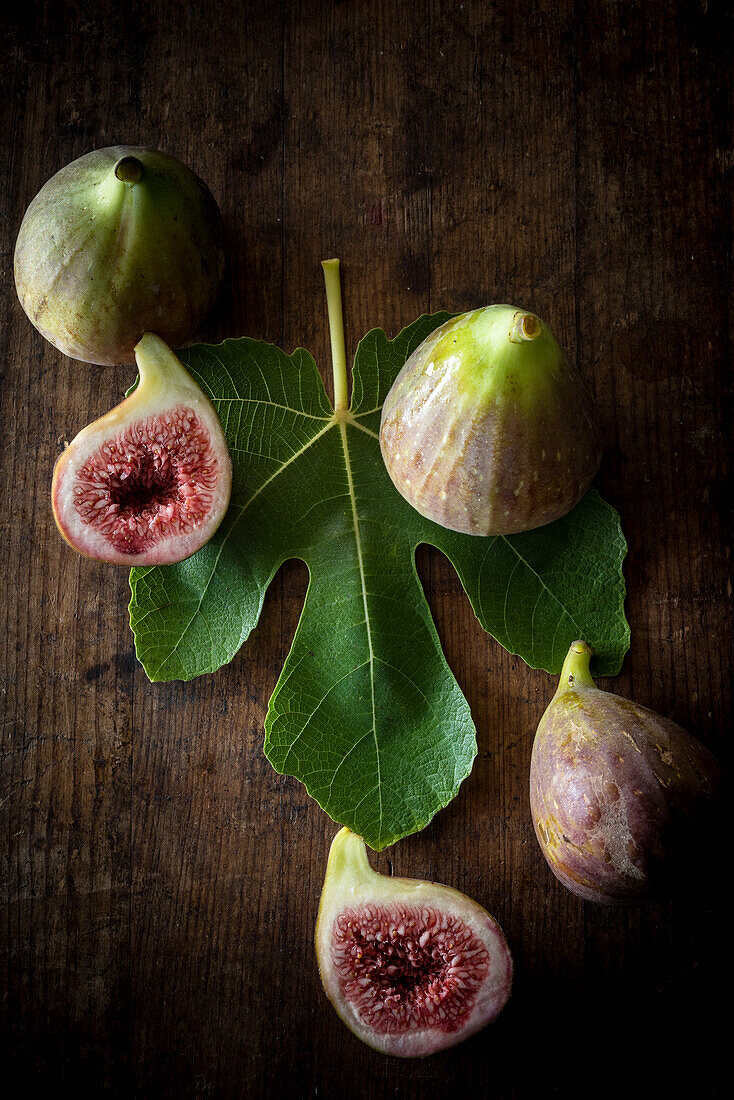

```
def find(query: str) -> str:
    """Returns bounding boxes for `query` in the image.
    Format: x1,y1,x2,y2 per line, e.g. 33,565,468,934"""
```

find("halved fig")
380,306,602,535
315,828,512,1057
530,641,723,904
52,333,232,566
15,146,225,364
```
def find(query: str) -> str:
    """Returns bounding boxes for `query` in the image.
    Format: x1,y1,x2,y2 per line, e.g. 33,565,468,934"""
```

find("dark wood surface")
1,2,731,1096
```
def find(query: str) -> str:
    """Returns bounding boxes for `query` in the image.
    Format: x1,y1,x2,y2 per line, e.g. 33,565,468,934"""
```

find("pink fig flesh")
530,641,722,904
52,333,232,566
315,829,512,1057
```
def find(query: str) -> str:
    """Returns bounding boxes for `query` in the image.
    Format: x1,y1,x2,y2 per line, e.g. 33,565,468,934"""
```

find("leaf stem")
321,258,349,411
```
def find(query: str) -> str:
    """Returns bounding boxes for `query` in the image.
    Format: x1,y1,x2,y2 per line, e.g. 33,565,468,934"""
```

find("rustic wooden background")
1,1,731,1096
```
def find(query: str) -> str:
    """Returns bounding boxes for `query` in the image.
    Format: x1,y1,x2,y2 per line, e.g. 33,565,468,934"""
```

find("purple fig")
530,641,722,905
380,306,602,535
14,146,225,365
52,333,232,565
315,828,512,1057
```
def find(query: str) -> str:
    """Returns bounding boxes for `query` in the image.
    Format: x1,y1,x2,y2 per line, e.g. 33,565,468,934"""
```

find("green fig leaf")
128,313,629,849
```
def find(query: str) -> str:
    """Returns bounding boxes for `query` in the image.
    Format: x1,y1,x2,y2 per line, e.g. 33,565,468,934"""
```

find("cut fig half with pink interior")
315,828,512,1057
52,333,232,566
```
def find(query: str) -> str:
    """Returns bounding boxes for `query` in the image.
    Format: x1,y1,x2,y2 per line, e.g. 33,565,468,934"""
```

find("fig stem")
557,640,596,690
321,258,349,412
509,311,542,343
114,156,143,186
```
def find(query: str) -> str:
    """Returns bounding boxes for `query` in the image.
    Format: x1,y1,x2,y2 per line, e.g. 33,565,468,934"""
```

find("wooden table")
1,2,730,1096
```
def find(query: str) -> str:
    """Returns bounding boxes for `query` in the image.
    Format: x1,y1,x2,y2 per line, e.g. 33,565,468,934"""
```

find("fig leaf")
128,311,629,849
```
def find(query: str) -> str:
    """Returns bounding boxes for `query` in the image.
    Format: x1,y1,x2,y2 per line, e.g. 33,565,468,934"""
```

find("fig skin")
380,306,602,535
52,333,232,566
14,146,225,365
315,828,512,1058
530,641,722,905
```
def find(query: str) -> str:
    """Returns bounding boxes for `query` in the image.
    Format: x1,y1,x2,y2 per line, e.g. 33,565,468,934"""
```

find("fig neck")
325,828,376,889
556,640,596,693
133,333,197,397
322,258,349,413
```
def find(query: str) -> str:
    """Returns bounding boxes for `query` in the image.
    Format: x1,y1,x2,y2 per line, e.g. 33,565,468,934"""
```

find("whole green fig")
380,306,602,535
530,641,722,905
14,146,225,365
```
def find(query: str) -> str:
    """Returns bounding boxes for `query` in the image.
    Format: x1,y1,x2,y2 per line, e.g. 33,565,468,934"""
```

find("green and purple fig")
14,146,225,365
52,333,232,565
315,828,512,1057
380,306,602,535
530,641,722,905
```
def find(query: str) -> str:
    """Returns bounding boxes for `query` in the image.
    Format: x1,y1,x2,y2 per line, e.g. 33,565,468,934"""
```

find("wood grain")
1,1,730,1096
